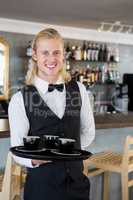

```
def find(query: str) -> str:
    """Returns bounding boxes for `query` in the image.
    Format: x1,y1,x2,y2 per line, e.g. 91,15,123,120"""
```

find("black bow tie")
48,83,64,92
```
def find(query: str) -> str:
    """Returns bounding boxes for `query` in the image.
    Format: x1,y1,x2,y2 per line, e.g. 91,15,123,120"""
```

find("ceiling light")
117,25,124,33
98,23,104,32
97,21,133,34
108,24,114,32
126,26,132,34
114,21,121,26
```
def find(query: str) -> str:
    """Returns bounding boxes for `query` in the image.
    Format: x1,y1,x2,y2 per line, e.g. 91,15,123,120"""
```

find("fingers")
32,159,52,166
42,160,52,164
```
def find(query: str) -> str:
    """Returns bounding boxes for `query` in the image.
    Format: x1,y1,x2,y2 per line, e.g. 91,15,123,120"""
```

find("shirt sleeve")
77,82,95,149
8,91,36,168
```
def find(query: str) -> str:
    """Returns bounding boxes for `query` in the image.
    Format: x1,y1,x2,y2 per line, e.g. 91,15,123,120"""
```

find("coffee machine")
123,74,133,111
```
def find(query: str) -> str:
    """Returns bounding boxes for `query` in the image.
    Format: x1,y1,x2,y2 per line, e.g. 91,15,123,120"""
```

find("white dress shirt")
9,76,95,168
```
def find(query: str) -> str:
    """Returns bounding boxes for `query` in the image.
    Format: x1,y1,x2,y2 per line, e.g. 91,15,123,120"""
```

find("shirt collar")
33,75,64,94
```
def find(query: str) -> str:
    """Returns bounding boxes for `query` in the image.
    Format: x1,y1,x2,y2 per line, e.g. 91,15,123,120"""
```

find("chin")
47,69,61,75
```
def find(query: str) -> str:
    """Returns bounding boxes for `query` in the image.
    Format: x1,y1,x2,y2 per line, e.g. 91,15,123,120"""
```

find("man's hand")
32,159,52,166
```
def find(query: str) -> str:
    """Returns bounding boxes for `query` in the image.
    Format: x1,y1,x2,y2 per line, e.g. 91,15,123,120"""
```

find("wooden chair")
0,152,23,200
85,135,133,200
83,159,104,177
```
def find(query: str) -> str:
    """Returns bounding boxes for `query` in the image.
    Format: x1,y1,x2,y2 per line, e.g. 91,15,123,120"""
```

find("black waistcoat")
21,80,82,149
22,81,91,200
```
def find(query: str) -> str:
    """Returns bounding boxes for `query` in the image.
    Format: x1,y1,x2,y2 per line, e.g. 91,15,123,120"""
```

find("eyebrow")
41,49,62,53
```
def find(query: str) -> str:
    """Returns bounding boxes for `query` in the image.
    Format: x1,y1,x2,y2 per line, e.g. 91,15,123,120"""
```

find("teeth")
47,64,56,68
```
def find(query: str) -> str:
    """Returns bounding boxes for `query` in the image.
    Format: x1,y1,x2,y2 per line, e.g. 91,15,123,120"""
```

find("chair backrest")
122,135,133,171
0,152,12,200
0,152,22,200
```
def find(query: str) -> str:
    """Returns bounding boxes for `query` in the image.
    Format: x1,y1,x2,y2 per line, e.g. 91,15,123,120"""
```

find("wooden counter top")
0,113,133,138
0,131,9,138
95,112,133,129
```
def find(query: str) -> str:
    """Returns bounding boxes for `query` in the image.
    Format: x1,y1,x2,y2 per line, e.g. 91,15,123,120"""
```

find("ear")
32,49,37,61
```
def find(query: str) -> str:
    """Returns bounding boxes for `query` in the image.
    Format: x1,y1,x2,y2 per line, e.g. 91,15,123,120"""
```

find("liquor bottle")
107,46,111,62
98,44,104,62
66,60,71,71
98,67,102,83
71,45,76,60
101,64,108,83
26,41,32,57
91,68,95,83
65,43,71,60
95,67,99,82
82,69,88,86
95,44,99,62
71,68,79,81
91,43,96,61
87,42,92,61
82,41,87,61
103,44,108,62
109,70,114,82
75,46,82,61
115,70,120,83
106,67,111,82
109,47,115,62
86,65,91,85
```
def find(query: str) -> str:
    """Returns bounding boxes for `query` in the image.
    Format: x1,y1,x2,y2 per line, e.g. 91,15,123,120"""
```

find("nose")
46,53,56,63
49,51,57,58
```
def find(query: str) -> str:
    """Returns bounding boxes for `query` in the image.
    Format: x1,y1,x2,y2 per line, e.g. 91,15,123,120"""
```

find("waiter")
9,28,95,200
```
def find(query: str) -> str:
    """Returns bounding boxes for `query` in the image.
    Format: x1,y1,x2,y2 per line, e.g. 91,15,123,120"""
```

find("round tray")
10,146,92,161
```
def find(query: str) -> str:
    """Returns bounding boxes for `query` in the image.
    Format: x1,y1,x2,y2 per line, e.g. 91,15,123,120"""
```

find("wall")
119,44,133,76
0,31,34,94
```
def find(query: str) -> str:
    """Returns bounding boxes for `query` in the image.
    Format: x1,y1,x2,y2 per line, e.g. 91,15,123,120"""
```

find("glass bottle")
65,42,71,60
82,41,87,61
26,41,32,57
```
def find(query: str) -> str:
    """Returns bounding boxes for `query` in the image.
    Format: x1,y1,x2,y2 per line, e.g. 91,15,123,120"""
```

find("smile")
45,64,57,69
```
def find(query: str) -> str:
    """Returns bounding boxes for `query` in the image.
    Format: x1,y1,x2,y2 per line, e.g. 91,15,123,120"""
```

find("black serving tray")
10,146,92,161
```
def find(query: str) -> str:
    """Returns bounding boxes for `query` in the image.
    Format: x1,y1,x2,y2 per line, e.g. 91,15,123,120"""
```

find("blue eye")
41,50,62,57
53,50,61,56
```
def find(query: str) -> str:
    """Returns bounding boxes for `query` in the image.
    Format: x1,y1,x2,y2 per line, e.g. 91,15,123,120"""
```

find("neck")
38,72,61,84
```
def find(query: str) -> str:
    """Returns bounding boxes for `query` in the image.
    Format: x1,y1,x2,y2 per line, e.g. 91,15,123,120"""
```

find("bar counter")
0,131,9,138
95,112,133,129
1,112,133,138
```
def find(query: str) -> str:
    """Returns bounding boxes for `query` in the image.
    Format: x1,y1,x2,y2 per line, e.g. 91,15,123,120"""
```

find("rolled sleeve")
77,82,95,149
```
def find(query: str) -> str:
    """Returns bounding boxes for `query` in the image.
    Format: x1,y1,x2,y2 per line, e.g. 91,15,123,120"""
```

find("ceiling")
0,0,133,32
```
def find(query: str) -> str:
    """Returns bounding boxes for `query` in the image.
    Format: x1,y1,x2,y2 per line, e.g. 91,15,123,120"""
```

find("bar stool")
83,159,105,200
85,135,133,200
0,152,23,200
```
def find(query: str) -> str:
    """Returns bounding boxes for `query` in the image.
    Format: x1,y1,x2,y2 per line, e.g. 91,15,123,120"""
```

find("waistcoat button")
66,168,70,173
61,133,65,137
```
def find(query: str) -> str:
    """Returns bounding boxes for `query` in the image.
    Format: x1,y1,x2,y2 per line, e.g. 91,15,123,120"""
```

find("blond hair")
25,28,71,85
